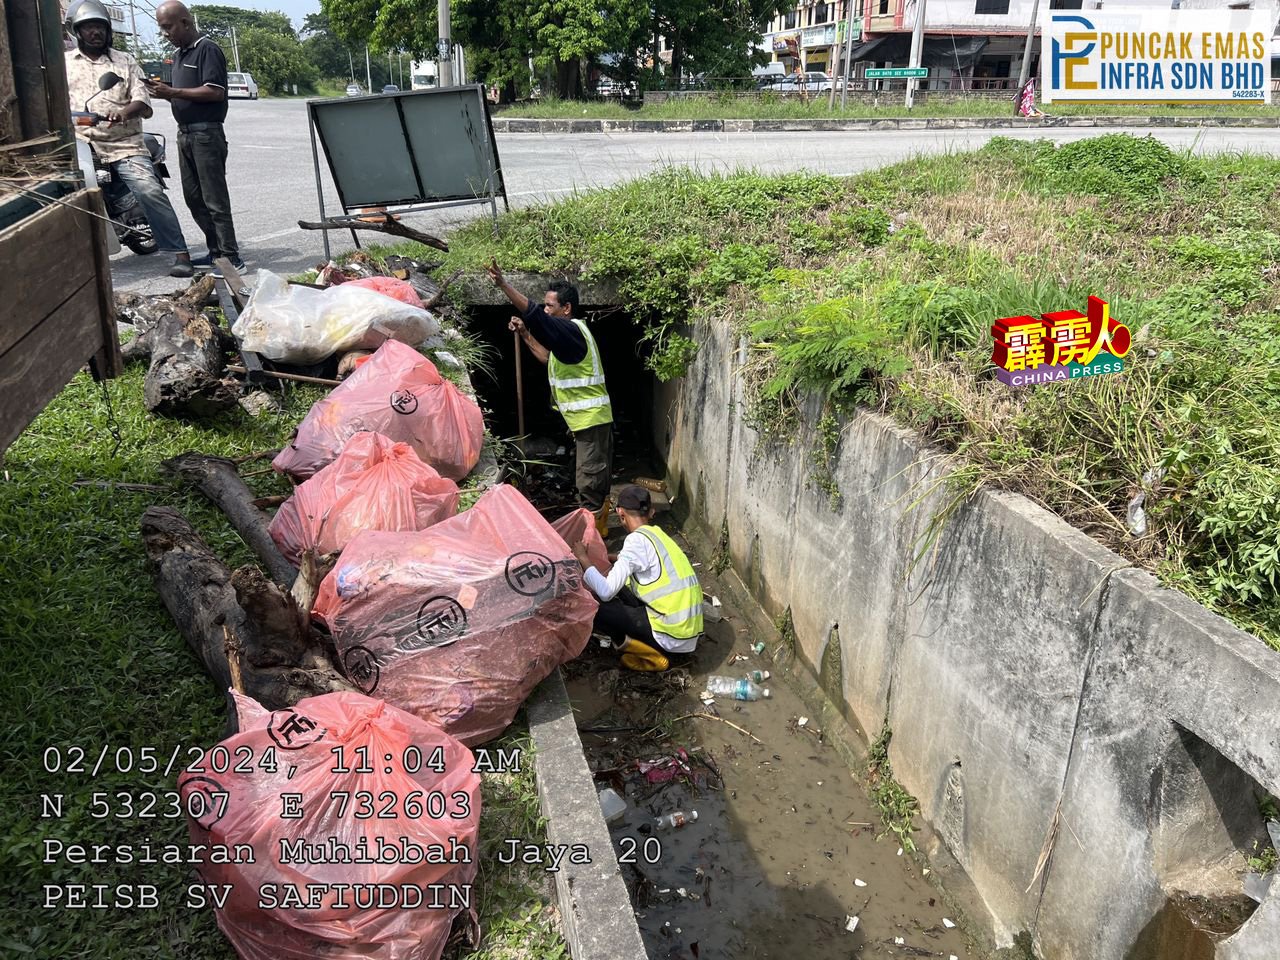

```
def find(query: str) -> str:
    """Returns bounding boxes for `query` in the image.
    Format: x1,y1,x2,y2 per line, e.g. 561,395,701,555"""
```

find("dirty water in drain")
562,532,973,960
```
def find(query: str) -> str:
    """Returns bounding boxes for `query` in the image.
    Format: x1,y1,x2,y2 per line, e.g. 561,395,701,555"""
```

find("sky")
120,0,323,46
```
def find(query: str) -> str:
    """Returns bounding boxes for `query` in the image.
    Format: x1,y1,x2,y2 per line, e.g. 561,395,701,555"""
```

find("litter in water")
845,915,859,933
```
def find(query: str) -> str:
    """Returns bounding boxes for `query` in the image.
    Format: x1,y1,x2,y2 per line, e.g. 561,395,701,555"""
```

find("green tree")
224,26,318,94
190,5,297,40
301,10,358,82
529,0,646,97
454,0,536,99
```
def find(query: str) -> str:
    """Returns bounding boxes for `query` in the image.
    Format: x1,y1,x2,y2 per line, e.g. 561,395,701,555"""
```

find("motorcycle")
72,71,171,256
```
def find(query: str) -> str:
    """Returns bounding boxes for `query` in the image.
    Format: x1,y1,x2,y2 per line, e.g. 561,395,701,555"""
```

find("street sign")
865,67,928,79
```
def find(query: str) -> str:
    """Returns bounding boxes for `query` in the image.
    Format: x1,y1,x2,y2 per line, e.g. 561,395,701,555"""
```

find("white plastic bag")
233,270,441,364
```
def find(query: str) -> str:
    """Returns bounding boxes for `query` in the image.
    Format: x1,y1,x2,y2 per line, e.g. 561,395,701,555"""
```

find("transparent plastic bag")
233,270,440,364
551,507,612,575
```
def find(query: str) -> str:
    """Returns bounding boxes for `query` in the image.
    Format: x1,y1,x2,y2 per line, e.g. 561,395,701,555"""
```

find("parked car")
345,83,362,96
382,84,399,93
226,72,258,99
764,72,833,93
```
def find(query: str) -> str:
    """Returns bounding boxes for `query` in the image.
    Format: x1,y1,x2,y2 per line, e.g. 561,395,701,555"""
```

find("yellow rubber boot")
619,638,669,672
595,497,612,538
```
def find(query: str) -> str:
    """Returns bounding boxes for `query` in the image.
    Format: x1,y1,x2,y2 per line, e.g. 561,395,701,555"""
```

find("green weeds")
865,723,920,853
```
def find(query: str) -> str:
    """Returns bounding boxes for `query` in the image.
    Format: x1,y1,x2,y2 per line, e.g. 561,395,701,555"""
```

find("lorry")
1,0,120,453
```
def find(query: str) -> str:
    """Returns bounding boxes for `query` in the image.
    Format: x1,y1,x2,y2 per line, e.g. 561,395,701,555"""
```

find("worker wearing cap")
487,260,613,535
569,485,702,672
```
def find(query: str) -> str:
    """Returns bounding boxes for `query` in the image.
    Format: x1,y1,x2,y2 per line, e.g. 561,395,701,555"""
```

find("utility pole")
348,49,356,82
840,0,859,109
437,0,453,87
904,0,927,109
128,0,141,61
1015,0,1041,113
230,24,241,72
365,44,372,92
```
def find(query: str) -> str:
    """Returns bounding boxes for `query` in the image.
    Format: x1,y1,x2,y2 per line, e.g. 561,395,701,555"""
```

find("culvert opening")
460,296,975,957
1127,725,1278,960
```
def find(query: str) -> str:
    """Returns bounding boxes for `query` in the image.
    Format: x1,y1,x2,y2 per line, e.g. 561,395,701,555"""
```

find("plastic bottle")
654,810,698,830
745,669,770,684
706,675,770,700
751,641,767,656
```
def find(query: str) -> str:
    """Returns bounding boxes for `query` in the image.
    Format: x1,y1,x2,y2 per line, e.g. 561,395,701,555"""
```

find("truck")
1,0,120,453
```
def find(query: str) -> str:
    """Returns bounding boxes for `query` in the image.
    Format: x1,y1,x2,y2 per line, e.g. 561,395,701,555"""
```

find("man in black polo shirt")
145,1,244,273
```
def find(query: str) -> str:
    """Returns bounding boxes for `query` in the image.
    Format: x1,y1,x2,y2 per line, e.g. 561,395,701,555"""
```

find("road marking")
245,226,303,243
241,144,285,150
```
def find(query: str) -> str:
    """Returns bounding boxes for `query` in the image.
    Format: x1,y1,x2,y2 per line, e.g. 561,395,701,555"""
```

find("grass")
0,366,562,958
411,135,1280,651
865,723,920,853
498,94,1280,121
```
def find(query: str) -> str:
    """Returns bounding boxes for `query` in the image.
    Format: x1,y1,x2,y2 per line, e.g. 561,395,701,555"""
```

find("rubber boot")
595,497,612,538
619,637,669,672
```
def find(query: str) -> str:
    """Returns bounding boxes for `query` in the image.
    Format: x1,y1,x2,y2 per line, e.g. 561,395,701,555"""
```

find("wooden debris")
117,276,218,364
163,452,297,588
225,364,341,388
143,277,237,416
297,214,449,252
141,506,352,718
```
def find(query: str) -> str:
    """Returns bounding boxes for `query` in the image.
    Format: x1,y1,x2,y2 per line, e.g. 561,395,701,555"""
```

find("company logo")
991,295,1130,387
342,645,381,694
414,596,467,648
1043,8,1272,104
504,551,557,596
267,710,327,750
389,390,419,415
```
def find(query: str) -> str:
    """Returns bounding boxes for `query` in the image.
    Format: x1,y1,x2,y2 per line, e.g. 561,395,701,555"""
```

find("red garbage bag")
347,276,425,309
269,431,459,566
551,507,612,575
177,690,480,960
312,484,596,745
273,339,484,482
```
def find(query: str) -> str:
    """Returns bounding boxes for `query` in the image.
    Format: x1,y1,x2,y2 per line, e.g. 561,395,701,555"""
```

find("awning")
848,34,990,70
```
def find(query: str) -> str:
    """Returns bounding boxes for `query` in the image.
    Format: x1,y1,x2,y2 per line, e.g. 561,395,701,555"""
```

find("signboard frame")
305,84,509,259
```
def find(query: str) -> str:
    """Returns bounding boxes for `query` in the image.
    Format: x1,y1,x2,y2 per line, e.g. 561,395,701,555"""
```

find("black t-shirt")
522,303,587,365
169,36,228,124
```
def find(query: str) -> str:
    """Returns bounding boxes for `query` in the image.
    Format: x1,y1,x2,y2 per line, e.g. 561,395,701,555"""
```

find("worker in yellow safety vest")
488,260,613,534
570,484,703,672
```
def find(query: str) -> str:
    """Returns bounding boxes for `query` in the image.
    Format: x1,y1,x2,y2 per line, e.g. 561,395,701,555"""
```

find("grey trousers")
176,124,239,258
573,422,613,511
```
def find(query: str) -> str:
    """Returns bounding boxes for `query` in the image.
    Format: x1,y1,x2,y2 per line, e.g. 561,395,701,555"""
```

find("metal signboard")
865,67,929,78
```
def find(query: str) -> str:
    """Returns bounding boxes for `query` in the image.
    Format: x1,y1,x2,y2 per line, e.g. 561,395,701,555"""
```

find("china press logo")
992,295,1130,386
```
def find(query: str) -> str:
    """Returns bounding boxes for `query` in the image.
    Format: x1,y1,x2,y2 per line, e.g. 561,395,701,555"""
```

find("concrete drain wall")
653,317,1280,960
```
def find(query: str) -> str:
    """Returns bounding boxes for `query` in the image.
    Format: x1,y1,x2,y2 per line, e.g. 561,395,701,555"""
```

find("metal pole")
904,0,927,109
437,0,453,87
348,49,355,81
231,24,241,72
841,0,858,108
514,330,525,437
308,111,331,262
1015,0,1041,113
365,45,372,92
128,0,141,61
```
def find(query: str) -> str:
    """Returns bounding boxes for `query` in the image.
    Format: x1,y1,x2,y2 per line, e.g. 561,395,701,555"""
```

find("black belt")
178,121,223,132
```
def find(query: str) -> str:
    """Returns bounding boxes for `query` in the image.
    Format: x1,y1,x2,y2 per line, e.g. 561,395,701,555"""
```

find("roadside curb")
491,115,1280,133
526,668,647,960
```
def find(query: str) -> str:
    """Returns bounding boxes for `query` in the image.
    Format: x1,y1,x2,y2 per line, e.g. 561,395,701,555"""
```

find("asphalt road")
111,98,1280,294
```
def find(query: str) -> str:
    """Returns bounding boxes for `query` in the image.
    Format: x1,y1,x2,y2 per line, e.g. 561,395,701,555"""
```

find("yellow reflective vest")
630,525,703,644
548,318,613,433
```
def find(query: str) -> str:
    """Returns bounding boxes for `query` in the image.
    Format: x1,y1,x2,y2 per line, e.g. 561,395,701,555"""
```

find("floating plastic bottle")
745,669,770,684
654,810,698,830
706,676,770,700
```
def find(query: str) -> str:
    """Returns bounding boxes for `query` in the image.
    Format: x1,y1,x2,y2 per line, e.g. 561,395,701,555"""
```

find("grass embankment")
430,135,1280,650
500,95,1280,120
0,369,563,958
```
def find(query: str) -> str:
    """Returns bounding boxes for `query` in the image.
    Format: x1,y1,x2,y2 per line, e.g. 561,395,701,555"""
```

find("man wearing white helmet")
64,0,194,277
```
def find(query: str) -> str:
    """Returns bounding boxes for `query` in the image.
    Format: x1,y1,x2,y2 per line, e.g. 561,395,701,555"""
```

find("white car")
227,72,259,99
765,72,833,93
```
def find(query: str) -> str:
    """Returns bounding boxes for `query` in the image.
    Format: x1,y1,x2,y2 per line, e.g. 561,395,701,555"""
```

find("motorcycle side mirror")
98,71,123,90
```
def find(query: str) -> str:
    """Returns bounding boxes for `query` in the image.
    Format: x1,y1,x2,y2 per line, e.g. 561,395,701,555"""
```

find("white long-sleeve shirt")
583,529,697,653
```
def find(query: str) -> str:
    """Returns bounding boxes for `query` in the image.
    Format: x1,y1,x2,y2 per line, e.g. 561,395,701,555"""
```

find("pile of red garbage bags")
269,431,459,565
178,691,480,960
313,484,596,745
273,339,484,482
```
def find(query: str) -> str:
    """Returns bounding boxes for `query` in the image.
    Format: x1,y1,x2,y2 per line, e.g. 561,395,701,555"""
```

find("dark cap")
616,485,651,513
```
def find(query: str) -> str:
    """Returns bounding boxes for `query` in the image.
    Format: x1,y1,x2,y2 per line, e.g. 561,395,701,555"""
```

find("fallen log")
141,506,353,718
297,214,449,252
144,278,238,416
163,452,298,588
118,276,218,364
